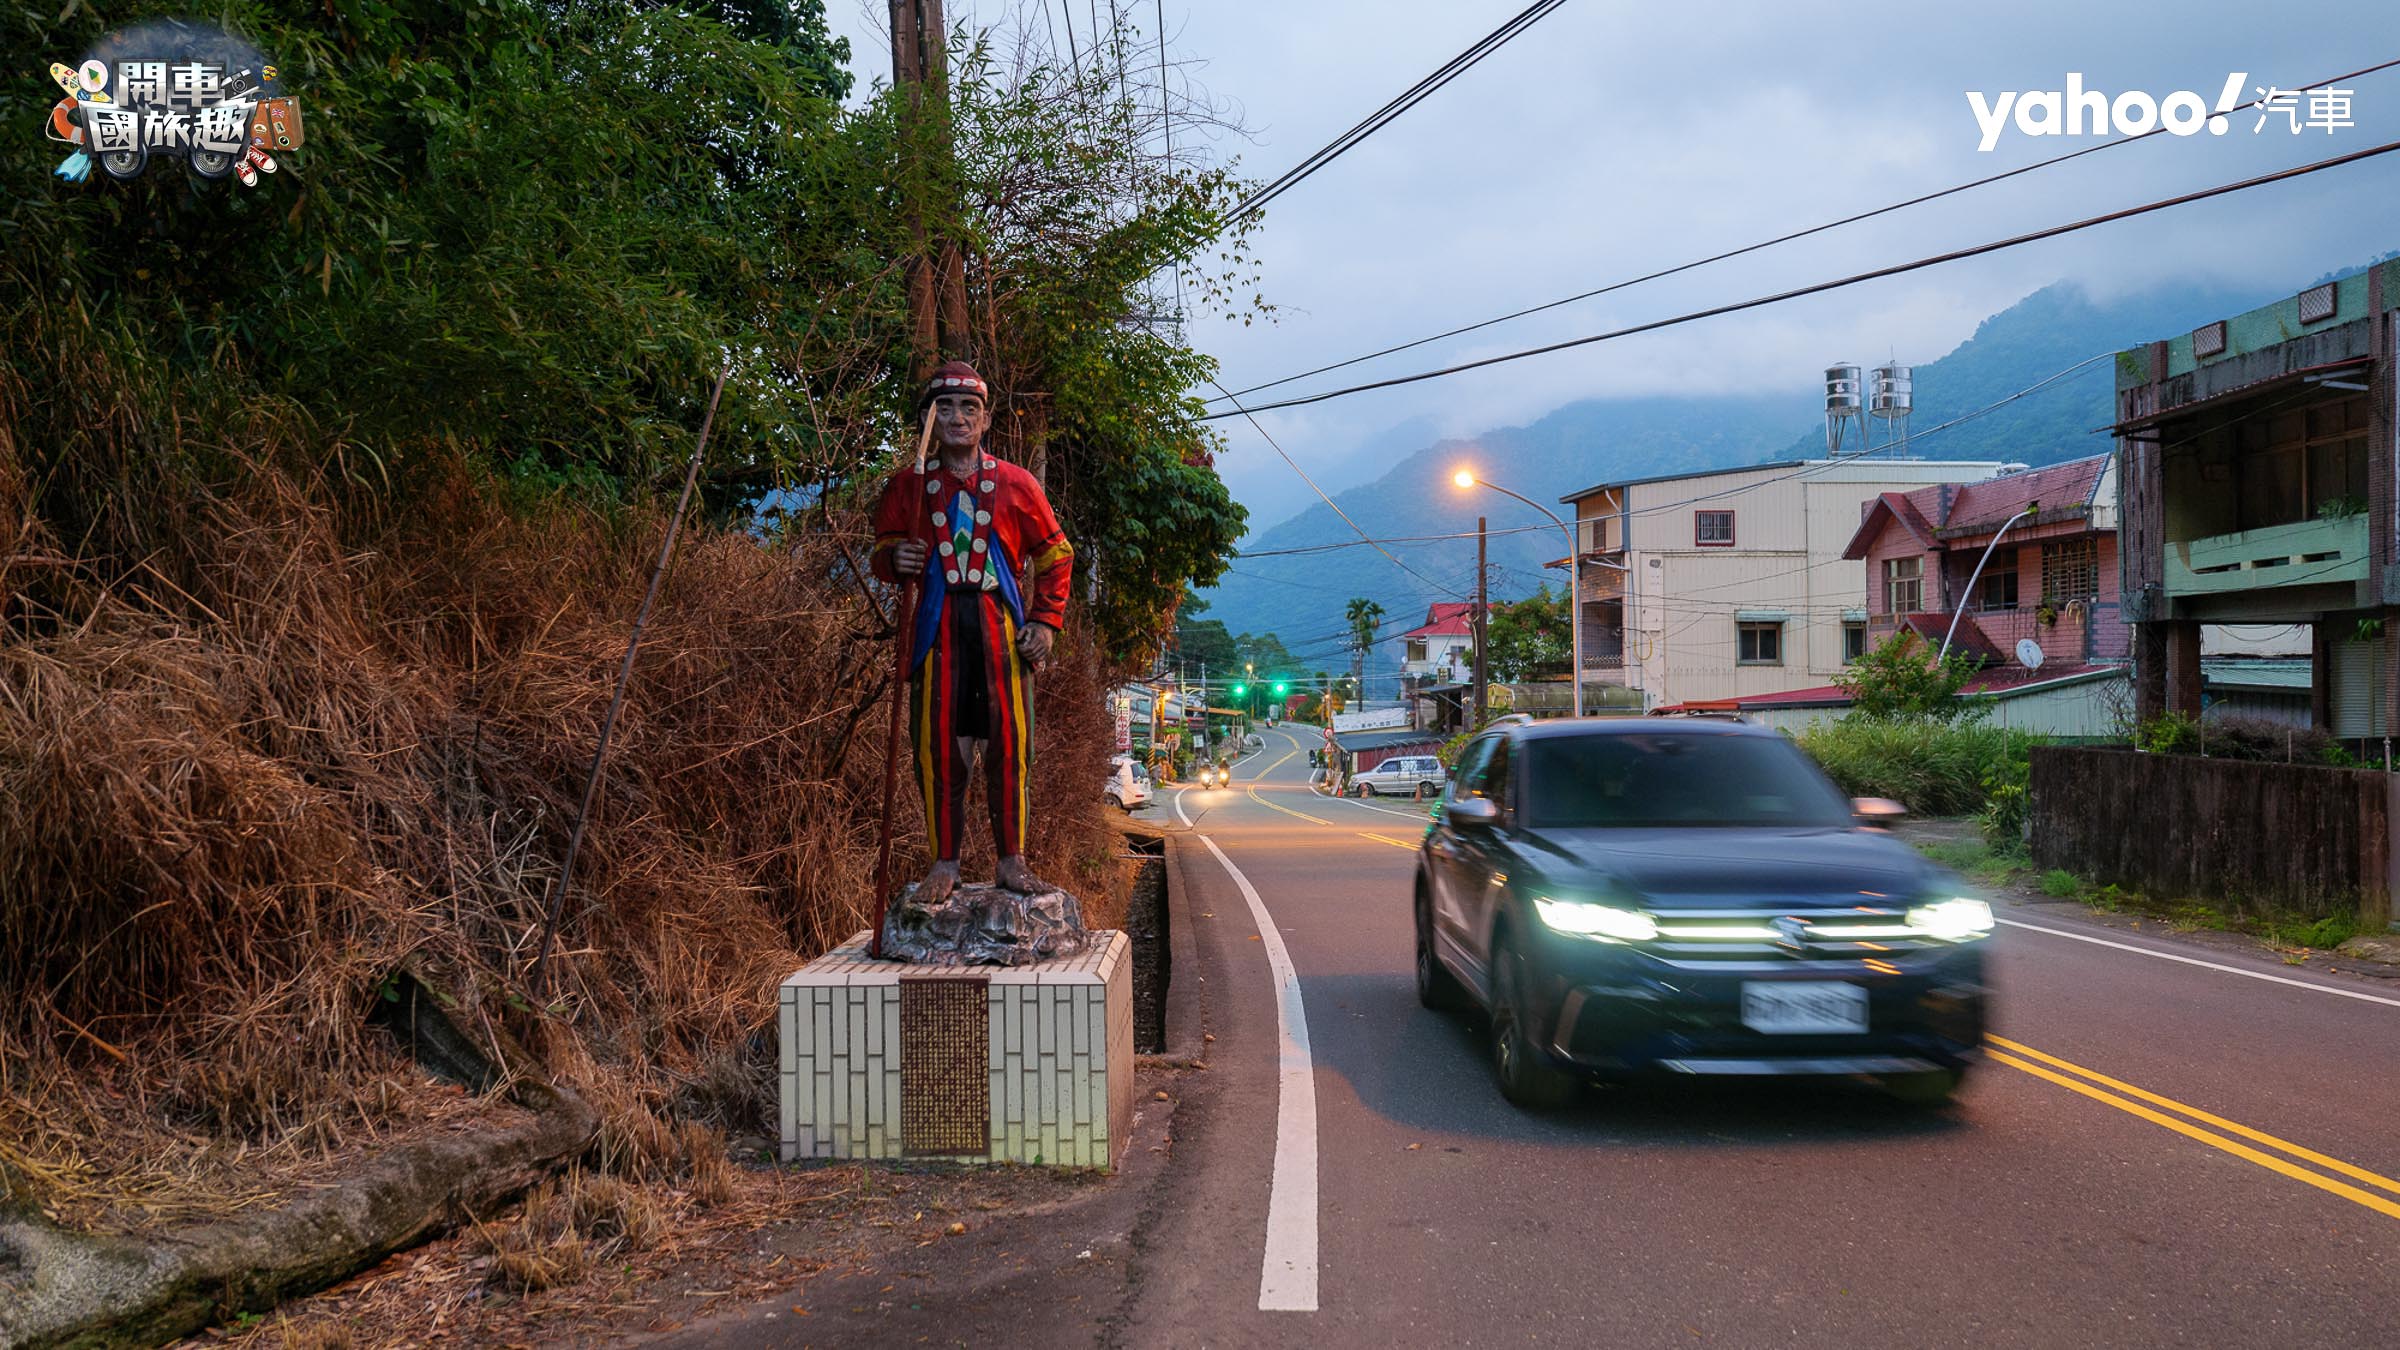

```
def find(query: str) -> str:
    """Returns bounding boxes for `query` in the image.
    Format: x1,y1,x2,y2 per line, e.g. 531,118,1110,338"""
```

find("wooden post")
1472,515,1488,731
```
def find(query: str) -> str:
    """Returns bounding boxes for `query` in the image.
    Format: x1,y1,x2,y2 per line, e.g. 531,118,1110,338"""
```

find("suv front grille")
1642,907,1950,964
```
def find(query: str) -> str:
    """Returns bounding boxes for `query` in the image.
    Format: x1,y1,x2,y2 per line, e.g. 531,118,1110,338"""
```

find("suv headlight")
1534,896,1658,943
1906,897,1994,941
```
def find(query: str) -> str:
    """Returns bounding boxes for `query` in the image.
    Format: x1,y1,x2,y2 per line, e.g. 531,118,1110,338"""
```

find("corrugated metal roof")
2202,658,2312,691
1334,727,1443,752
1730,662,2129,710
1936,454,2111,536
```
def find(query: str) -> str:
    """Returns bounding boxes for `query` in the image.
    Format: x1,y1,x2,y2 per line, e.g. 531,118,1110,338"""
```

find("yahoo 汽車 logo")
1965,73,2357,152
1967,73,2242,152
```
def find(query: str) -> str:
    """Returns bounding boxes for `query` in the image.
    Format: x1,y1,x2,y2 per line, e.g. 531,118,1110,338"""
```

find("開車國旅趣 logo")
43,19,304,187
1965,73,2355,152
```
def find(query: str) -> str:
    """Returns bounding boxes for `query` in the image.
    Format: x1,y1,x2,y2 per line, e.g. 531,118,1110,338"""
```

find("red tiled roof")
1399,601,1481,639
1841,491,1939,559
1897,612,2003,665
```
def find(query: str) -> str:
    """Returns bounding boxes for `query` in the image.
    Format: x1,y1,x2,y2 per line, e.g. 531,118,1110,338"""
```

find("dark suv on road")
1414,717,1989,1109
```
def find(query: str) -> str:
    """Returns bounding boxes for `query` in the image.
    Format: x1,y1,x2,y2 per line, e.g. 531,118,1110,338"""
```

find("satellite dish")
2016,638,2046,669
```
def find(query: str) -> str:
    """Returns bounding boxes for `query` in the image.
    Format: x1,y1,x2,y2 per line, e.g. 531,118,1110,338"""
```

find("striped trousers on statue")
909,591,1033,861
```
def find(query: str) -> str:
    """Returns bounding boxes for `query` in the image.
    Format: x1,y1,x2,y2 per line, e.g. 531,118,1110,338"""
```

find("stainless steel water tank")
1825,363,1864,414
1870,363,1913,418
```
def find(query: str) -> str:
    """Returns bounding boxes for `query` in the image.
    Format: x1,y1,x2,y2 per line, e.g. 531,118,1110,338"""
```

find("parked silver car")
1106,756,1152,811
1350,754,1448,799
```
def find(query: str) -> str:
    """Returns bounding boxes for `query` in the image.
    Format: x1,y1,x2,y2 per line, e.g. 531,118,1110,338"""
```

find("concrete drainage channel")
1123,828,1170,1054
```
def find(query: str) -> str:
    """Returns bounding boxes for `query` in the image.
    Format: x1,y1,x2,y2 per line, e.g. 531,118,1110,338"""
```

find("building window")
2233,394,2367,531
1976,568,2019,612
1695,510,1735,546
2042,538,2098,601
1883,555,1924,616
1737,621,1783,665
1842,621,1868,663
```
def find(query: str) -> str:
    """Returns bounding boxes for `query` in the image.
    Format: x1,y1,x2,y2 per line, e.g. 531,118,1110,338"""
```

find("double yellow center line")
1988,1034,2400,1222
1242,787,1420,853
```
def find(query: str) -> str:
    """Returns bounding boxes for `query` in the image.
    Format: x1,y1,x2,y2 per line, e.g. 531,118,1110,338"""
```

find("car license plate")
1741,981,1868,1034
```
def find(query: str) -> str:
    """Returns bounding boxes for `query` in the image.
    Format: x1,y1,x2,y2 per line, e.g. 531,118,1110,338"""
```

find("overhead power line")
1225,0,1567,226
1199,138,2400,420
1230,347,2118,569
1211,56,2400,404
1209,378,1468,600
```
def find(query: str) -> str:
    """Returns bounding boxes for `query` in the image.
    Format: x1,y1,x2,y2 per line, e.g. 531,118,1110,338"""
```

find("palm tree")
1343,597,1385,694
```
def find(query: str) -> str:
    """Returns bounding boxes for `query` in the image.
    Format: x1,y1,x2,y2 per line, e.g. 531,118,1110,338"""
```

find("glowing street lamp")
1452,467,1584,717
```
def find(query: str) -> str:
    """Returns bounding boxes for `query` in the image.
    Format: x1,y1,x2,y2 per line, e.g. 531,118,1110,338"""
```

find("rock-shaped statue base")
877,881,1089,966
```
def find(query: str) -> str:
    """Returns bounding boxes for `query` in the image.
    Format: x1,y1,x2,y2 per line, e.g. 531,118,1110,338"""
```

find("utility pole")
1472,515,1488,732
890,0,971,373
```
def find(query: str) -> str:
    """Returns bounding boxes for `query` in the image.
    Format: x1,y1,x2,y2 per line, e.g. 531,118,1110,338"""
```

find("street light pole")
1474,515,1489,729
1455,472,1594,717
1940,507,2038,663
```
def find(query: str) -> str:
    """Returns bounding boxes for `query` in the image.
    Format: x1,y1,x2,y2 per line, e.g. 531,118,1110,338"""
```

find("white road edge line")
1998,917,2400,1010
1335,795,1432,821
1198,833,1319,1313
1174,786,1192,829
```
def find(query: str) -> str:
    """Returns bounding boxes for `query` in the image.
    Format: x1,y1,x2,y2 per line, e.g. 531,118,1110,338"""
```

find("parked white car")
1106,756,1152,811
1349,754,1447,799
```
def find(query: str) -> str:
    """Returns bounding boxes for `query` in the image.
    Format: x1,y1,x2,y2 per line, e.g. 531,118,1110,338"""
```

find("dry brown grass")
475,1169,666,1294
0,323,1130,1232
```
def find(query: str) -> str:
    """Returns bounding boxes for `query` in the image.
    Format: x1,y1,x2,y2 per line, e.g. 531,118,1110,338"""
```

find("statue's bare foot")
923,859,961,905
995,855,1049,895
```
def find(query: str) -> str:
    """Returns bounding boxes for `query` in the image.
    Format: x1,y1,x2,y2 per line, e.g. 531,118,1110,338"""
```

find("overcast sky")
829,1,2399,535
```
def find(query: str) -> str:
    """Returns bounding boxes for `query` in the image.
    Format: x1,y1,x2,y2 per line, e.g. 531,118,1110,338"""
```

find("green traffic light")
1231,682,1247,698
1273,681,1289,695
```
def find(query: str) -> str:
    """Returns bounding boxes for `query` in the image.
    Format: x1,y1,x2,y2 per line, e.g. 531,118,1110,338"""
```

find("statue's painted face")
932,393,989,454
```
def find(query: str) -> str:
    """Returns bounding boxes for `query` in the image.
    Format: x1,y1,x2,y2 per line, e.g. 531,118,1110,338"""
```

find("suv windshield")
1522,732,1854,829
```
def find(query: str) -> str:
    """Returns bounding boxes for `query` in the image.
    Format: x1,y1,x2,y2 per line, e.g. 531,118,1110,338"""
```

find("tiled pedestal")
778,930,1132,1169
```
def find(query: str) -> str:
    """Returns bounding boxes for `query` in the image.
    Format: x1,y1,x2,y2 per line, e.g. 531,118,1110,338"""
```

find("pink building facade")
1842,454,2127,676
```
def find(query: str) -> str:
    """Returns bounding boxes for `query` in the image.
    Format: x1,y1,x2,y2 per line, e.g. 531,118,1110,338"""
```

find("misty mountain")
1195,273,2294,669
1195,395,1811,680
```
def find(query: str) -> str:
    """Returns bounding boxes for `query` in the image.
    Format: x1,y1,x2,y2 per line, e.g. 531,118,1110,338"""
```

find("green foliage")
1235,630,1296,679
1834,631,1981,721
5,4,1261,667
2038,869,2084,899
1794,718,2036,817
2137,713,2358,767
1484,585,1569,683
1174,616,1239,672
939,35,1259,661
1977,763,2029,848
1343,597,1385,683
2134,712,2202,754
2263,913,2357,949
11,0,873,501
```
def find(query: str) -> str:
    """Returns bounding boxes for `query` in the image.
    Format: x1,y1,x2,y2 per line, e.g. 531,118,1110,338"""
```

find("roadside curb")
1161,830,1210,1064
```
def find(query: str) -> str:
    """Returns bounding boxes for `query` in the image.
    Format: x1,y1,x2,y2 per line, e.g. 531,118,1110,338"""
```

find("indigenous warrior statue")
869,362,1086,963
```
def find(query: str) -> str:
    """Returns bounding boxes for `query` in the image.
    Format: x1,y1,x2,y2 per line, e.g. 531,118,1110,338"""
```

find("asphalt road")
1118,723,2400,1347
